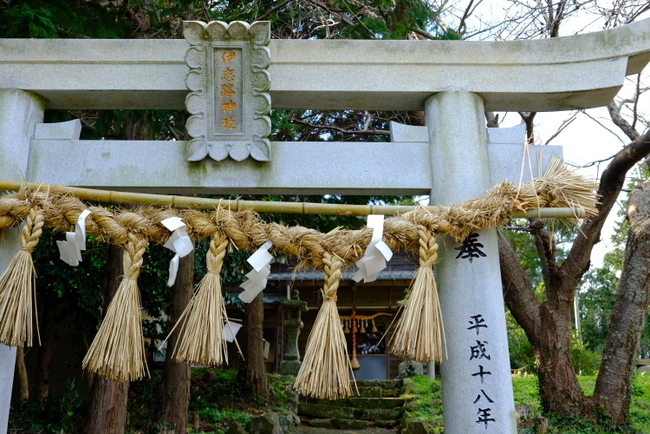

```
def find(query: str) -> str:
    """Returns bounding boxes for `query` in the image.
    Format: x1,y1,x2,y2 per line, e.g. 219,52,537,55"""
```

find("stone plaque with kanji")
184,21,271,161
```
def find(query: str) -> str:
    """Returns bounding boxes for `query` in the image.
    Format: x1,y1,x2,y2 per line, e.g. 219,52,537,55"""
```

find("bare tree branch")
529,218,557,292
458,0,483,35
608,100,640,142
292,117,390,137
519,111,536,144
257,0,292,20
563,129,650,285
544,112,577,145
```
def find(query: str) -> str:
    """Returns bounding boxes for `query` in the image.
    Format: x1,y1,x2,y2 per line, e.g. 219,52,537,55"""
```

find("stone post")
279,289,308,375
0,89,45,432
425,91,516,433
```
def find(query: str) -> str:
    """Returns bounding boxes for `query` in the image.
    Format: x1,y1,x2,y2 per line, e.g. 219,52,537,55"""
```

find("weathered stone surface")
356,379,403,390
298,404,355,420
427,91,517,433
304,418,333,429
27,136,562,195
638,365,650,375
380,388,402,398
402,378,416,396
354,407,403,421
283,386,299,414
331,418,368,429
354,386,382,397
225,421,248,434
349,397,405,409
3,20,650,111
275,409,300,432
399,413,429,434
397,360,424,379
183,21,271,162
0,89,44,434
375,420,398,428
34,119,81,140
246,412,283,434
314,398,351,407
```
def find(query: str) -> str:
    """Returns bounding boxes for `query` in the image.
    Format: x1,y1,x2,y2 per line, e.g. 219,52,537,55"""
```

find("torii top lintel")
0,19,649,112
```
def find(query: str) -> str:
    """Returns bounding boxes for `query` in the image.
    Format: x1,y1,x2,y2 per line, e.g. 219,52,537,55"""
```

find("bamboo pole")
0,180,586,218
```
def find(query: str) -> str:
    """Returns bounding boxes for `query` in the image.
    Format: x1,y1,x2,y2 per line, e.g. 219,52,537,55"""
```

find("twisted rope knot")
20,207,44,253
207,232,228,275
322,251,342,302
124,233,147,280
417,225,438,268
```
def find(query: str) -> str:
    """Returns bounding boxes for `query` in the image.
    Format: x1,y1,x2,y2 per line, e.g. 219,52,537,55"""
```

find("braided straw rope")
0,206,44,347
294,251,358,400
389,225,447,362
0,160,598,269
169,229,234,366
0,158,598,384
82,233,149,382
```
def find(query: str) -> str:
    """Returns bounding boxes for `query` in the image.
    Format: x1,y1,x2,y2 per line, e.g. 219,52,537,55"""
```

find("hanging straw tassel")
169,232,233,366
389,226,447,362
294,251,355,400
0,206,44,347
82,233,148,382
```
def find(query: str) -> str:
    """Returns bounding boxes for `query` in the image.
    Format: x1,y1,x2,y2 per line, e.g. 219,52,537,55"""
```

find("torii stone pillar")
426,92,516,432
0,89,45,432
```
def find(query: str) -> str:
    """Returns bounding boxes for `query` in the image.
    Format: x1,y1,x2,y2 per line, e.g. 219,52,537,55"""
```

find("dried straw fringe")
294,252,355,400
0,207,43,347
526,157,600,224
82,234,149,382
389,226,446,362
169,232,233,366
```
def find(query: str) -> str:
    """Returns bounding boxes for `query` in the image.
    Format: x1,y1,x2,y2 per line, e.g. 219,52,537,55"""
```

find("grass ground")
407,374,650,433
9,369,650,433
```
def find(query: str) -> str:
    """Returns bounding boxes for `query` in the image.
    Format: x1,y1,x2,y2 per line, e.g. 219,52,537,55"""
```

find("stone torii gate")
1,18,650,433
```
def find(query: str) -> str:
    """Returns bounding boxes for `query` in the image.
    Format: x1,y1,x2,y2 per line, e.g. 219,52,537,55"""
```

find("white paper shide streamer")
239,241,273,303
223,320,243,342
353,214,393,283
161,217,194,286
57,210,91,266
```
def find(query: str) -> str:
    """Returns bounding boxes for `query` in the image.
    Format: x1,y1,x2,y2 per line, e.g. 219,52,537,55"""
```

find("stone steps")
298,379,405,430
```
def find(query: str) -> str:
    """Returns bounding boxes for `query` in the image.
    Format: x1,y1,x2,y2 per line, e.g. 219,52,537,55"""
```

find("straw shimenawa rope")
389,226,447,362
294,251,356,400
0,159,598,259
170,229,233,366
0,158,599,388
82,233,149,382
0,206,44,347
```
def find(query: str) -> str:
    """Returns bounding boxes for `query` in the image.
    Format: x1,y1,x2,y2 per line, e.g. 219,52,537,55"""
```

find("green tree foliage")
0,0,133,38
578,251,620,354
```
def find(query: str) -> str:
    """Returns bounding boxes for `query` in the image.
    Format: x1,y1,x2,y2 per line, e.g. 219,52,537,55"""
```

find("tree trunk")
15,346,28,401
498,232,590,416
157,251,193,434
34,298,56,402
593,182,650,423
499,131,650,424
241,292,268,397
535,300,591,415
82,244,129,434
